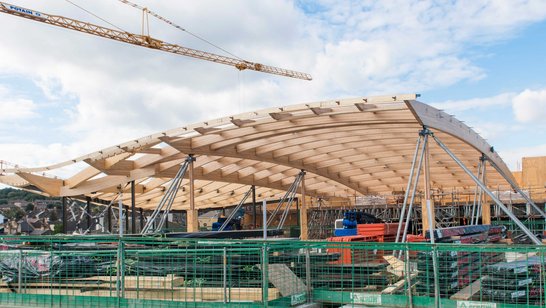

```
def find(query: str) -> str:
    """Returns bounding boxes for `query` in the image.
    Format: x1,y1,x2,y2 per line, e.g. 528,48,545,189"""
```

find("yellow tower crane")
0,1,312,80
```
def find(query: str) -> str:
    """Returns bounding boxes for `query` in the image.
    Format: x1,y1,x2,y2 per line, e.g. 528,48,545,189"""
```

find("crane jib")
0,1,311,80
1,3,45,19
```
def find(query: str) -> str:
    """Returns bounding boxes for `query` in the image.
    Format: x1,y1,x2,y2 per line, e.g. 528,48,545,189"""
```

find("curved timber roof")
0,94,515,210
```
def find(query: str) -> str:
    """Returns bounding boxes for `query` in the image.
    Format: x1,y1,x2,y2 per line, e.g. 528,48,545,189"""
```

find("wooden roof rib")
0,94,515,210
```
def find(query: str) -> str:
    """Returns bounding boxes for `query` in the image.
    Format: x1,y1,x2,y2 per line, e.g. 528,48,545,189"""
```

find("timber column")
421,130,435,233
300,170,308,240
131,180,136,233
187,155,199,232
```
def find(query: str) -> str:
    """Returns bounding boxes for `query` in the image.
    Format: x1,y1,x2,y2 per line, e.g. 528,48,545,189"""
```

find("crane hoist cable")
0,1,312,80
65,0,125,32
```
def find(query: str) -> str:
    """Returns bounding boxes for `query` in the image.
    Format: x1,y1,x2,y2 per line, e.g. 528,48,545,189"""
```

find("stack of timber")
481,257,545,305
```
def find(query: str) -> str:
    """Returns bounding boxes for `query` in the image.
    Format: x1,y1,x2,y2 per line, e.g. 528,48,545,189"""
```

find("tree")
25,203,35,212
3,207,25,221
53,223,63,234
49,210,58,222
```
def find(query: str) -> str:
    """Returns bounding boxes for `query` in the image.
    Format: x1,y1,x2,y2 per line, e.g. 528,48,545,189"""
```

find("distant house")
14,217,50,235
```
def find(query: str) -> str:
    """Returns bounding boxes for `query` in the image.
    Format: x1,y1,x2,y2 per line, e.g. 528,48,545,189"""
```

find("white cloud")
431,92,515,112
512,89,546,123
0,85,38,121
0,0,546,169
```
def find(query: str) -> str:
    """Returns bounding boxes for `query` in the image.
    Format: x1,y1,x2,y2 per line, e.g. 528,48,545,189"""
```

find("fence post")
305,246,311,302
116,239,125,306
404,243,413,308
18,250,22,294
262,244,269,307
223,247,227,304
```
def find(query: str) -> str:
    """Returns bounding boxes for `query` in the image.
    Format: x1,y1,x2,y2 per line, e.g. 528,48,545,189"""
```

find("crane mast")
0,2,312,80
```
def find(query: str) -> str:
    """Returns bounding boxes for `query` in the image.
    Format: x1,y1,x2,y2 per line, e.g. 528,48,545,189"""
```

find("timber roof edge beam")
405,99,515,183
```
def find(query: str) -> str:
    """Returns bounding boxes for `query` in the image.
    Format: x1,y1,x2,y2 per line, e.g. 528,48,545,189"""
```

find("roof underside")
0,94,514,210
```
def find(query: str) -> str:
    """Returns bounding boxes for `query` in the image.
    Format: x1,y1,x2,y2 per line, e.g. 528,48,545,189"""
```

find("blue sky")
1,0,546,176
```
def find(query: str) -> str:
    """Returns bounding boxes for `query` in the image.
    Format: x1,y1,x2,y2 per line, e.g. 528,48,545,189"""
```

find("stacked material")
415,250,460,297
425,225,506,244
333,228,358,237
457,251,504,287
326,236,396,290
482,257,545,305
357,223,402,242
415,225,507,297
327,235,385,264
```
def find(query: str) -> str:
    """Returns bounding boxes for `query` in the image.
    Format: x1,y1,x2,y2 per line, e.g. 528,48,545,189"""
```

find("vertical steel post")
86,196,92,232
404,244,414,308
131,180,136,234
262,245,269,307
263,200,267,240
61,196,67,234
124,205,129,234
139,208,144,232
305,247,311,298
252,185,257,229
118,190,124,237
107,204,112,233
18,250,22,293
223,247,228,303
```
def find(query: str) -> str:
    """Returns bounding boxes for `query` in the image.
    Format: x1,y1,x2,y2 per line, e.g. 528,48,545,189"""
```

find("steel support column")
107,204,112,233
125,205,129,234
61,196,67,234
139,208,144,232
252,185,257,229
118,190,123,237
86,196,92,232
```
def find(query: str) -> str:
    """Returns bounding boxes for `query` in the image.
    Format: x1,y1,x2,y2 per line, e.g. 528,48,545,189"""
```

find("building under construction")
0,94,545,307
1,1,546,308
